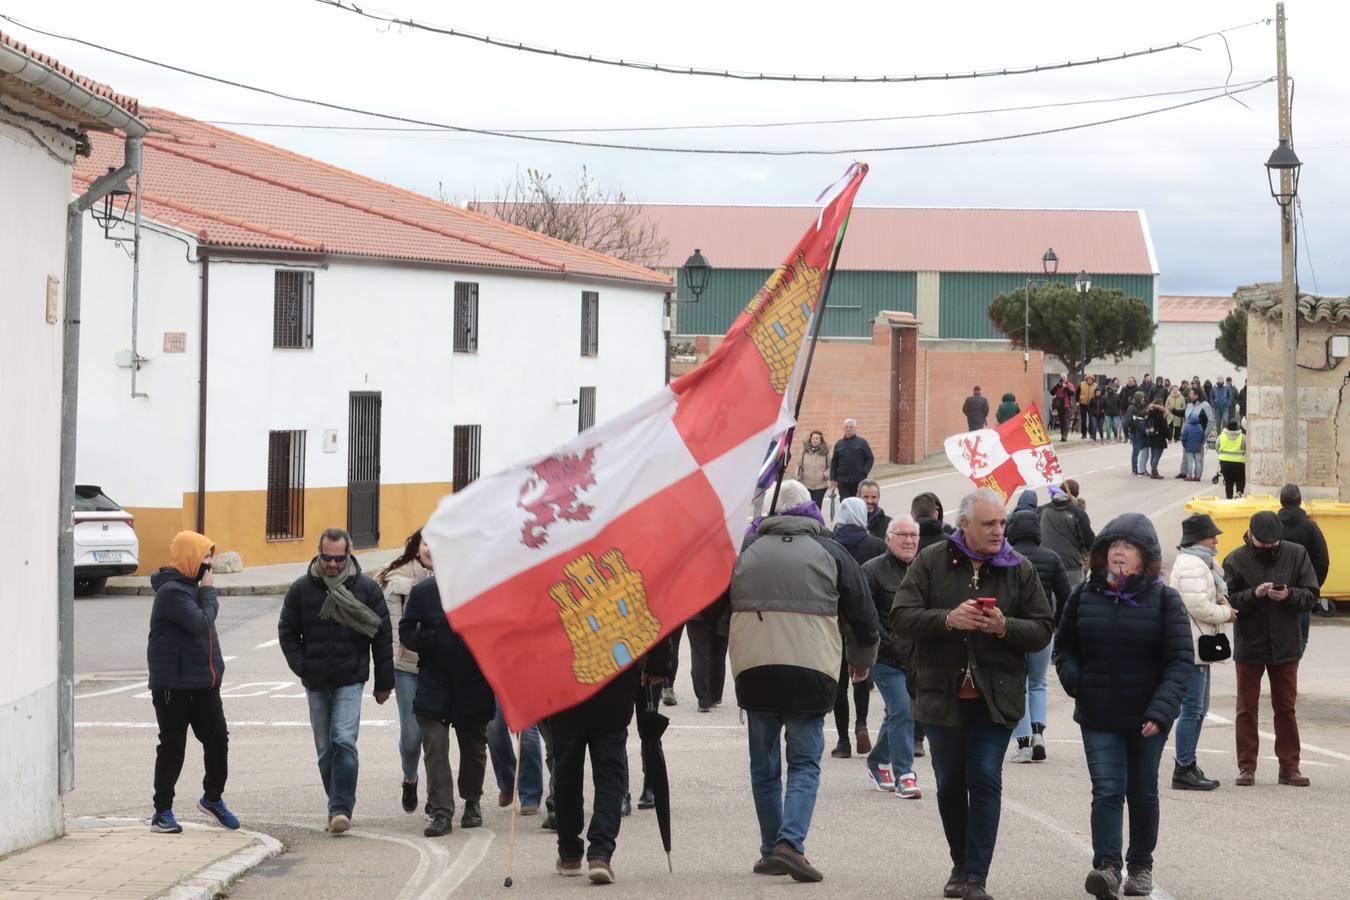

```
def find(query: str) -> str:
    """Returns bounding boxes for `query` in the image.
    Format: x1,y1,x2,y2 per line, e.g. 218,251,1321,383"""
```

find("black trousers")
837,481,861,500
666,624,684,683
551,718,628,863
834,660,871,740
152,687,229,812
686,620,728,708
1220,460,1246,498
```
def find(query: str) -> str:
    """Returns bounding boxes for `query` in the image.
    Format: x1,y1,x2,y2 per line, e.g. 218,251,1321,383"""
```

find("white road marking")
432,829,495,897
1206,712,1349,762
269,819,442,900
74,680,147,700
76,720,400,728
223,655,238,662
255,638,280,649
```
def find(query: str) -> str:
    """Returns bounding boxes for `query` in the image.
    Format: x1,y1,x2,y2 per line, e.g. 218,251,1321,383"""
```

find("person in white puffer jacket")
1167,514,1236,791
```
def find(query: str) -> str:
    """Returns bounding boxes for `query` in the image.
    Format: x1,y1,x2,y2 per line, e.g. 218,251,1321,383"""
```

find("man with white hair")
829,419,874,500
861,515,924,799
892,490,1053,900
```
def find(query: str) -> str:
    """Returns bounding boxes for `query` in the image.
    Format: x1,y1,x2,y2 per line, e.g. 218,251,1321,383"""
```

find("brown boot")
771,841,823,883
1279,770,1311,786
1235,769,1255,786
855,729,871,755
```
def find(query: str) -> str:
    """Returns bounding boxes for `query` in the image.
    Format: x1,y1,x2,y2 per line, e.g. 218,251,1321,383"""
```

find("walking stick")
503,730,524,888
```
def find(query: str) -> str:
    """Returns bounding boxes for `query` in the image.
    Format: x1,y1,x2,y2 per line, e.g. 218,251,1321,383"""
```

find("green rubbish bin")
1183,495,1279,565
1305,500,1350,600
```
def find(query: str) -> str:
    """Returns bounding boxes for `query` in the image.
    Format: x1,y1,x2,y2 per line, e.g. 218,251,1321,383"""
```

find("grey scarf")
311,557,382,639
1179,544,1227,599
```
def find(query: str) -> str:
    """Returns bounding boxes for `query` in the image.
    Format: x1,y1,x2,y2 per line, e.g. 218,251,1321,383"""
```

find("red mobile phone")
976,597,997,610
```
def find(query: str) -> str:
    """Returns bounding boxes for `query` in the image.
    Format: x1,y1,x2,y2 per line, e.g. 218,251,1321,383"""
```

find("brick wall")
913,349,1047,458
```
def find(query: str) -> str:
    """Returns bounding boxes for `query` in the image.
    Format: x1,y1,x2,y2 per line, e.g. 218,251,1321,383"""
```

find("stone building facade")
1239,283,1350,499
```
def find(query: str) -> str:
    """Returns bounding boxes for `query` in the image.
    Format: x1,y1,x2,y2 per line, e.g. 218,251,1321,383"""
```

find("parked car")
73,484,138,596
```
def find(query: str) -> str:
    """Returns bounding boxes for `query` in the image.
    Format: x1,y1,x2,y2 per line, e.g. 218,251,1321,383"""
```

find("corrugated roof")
623,204,1155,275
1158,295,1234,323
74,109,670,286
0,29,139,128
1236,283,1350,323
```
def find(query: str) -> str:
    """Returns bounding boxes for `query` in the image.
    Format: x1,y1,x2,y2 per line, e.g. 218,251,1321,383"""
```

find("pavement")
0,817,280,900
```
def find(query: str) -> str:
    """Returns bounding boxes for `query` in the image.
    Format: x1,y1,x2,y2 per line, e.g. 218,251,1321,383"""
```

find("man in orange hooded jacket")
146,531,239,833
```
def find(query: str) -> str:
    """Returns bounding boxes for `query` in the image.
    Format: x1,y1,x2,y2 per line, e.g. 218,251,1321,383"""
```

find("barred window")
266,429,306,540
273,270,314,349
454,282,479,352
581,291,599,356
452,425,482,488
578,386,596,433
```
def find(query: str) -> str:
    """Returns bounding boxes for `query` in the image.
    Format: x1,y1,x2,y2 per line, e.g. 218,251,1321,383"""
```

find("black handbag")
1197,631,1231,663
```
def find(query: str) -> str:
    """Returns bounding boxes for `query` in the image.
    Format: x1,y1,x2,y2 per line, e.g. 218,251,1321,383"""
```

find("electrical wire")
312,0,1270,85
0,14,1272,156
1296,197,1318,296
141,79,1271,135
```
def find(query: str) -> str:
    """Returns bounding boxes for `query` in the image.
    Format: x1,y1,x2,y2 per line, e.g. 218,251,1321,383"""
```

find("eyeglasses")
319,553,349,563
891,533,920,541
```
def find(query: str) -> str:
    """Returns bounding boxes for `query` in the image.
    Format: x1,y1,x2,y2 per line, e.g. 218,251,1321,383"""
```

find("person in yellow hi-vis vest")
1216,420,1247,499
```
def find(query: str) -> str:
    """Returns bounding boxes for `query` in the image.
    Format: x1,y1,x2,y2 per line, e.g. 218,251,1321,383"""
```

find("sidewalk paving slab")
0,818,281,900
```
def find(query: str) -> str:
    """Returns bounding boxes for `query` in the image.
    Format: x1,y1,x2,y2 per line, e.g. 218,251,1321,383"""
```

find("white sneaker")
1011,745,1035,764
867,765,896,792
896,772,922,799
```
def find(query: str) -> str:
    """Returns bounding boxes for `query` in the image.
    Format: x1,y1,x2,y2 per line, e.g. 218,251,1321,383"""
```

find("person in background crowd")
1202,379,1215,405
1125,391,1150,475
1180,413,1207,482
859,479,891,540
830,419,874,500
995,392,1020,425
1139,374,1153,398
1277,484,1332,647
1168,514,1234,792
1224,511,1319,788
1211,377,1233,428
861,516,924,799
1079,374,1097,440
1237,381,1248,420
1006,507,1071,764
1054,515,1193,900
964,386,991,431
686,592,730,715
147,531,238,834
730,483,879,883
374,530,431,815
1144,401,1171,479
279,528,394,834
1154,379,1172,406
1085,387,1104,443
795,429,832,509
1040,483,1094,590
1216,420,1247,499
832,496,885,758
1165,387,1186,443
1176,389,1215,480
913,492,955,552
1102,384,1121,443
1053,377,1076,441
892,489,1054,900
661,626,684,707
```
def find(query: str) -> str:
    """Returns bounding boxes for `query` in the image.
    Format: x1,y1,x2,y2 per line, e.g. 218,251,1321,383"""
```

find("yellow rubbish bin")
1305,501,1350,600
1183,495,1279,564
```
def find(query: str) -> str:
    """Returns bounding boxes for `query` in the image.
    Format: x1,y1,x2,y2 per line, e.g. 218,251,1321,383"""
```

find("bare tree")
471,167,667,268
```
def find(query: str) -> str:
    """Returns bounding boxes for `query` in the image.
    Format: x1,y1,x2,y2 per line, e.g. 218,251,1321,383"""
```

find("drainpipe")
130,154,146,398
196,256,210,533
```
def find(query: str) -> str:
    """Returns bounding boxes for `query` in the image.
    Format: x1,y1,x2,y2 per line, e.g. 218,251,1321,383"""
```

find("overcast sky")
8,0,1346,295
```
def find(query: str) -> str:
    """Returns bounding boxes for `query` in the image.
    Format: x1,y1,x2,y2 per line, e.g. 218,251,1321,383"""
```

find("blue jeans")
925,699,1013,882
487,706,544,807
1173,664,1211,767
1080,725,1170,871
1184,451,1204,479
306,683,365,818
868,663,915,777
1013,636,1054,740
1149,445,1164,472
746,711,825,857
393,670,422,783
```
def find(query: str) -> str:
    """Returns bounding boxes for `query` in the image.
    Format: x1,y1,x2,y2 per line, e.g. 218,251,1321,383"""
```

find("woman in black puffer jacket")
1054,514,1194,900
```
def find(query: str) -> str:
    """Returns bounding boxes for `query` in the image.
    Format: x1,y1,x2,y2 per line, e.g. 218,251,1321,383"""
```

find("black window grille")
578,386,596,433
454,282,479,352
452,425,482,488
266,429,306,539
273,270,314,349
581,291,599,356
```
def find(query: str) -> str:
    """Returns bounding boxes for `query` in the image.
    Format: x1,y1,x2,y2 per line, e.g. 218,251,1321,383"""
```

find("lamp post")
1075,270,1092,382
1267,2,1301,484
682,248,712,302
1023,247,1059,372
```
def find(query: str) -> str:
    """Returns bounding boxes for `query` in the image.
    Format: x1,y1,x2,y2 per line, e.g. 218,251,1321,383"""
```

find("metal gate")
347,392,382,549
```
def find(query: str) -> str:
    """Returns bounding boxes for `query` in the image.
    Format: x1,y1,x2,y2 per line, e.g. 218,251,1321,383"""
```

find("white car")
73,484,139,596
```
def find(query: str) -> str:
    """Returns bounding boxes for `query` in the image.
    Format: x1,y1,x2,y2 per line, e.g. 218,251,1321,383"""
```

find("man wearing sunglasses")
279,527,395,833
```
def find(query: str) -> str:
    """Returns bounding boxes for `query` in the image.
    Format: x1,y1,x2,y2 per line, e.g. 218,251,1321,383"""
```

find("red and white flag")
423,166,868,730
943,403,1064,502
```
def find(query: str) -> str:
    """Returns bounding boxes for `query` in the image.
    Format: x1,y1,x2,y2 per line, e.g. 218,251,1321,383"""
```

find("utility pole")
1276,2,1299,484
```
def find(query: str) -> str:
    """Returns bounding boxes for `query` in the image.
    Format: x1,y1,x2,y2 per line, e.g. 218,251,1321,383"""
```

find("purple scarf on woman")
746,500,826,537
947,528,1024,568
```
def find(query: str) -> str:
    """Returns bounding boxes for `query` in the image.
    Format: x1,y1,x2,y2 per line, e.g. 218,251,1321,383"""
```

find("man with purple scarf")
892,489,1053,900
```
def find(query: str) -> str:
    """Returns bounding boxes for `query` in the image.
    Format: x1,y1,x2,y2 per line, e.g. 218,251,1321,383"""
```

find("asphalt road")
68,442,1350,899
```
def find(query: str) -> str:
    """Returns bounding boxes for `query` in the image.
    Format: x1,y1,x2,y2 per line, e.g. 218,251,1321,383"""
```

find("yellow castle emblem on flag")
744,250,823,394
548,549,662,685
1021,409,1050,447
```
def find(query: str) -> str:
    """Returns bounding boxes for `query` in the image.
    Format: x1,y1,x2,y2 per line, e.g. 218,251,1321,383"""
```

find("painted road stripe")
255,638,280,648
74,680,147,700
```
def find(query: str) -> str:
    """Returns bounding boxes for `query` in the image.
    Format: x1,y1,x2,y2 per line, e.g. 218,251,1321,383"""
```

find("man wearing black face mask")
1223,511,1320,788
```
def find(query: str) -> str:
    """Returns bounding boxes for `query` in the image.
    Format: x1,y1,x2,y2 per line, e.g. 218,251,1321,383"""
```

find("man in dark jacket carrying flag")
147,531,238,834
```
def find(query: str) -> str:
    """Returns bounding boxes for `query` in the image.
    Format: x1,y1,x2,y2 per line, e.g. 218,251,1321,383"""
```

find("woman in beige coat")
1167,513,1236,791
795,429,831,508
375,529,432,814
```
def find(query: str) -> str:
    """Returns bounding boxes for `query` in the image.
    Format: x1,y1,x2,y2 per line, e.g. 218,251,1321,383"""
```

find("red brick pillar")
892,316,921,464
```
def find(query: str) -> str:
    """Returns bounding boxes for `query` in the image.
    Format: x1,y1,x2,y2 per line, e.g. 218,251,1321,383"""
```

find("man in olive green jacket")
892,488,1053,900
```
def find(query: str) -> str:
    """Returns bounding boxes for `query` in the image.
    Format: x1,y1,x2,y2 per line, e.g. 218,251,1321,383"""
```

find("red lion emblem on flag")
518,447,600,549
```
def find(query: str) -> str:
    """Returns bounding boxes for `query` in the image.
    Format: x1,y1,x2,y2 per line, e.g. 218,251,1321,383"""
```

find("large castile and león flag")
423,165,869,729
943,404,1065,500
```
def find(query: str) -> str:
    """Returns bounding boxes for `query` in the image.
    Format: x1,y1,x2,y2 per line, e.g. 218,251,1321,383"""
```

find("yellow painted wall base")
127,481,455,574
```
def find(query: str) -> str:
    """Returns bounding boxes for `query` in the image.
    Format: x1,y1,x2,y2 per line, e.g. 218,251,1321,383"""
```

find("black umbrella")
636,682,673,872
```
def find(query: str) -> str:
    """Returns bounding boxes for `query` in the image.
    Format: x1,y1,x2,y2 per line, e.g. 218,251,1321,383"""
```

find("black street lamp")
1022,247,1059,372
1075,270,1093,382
1265,138,1302,240
682,248,712,302
88,165,132,239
